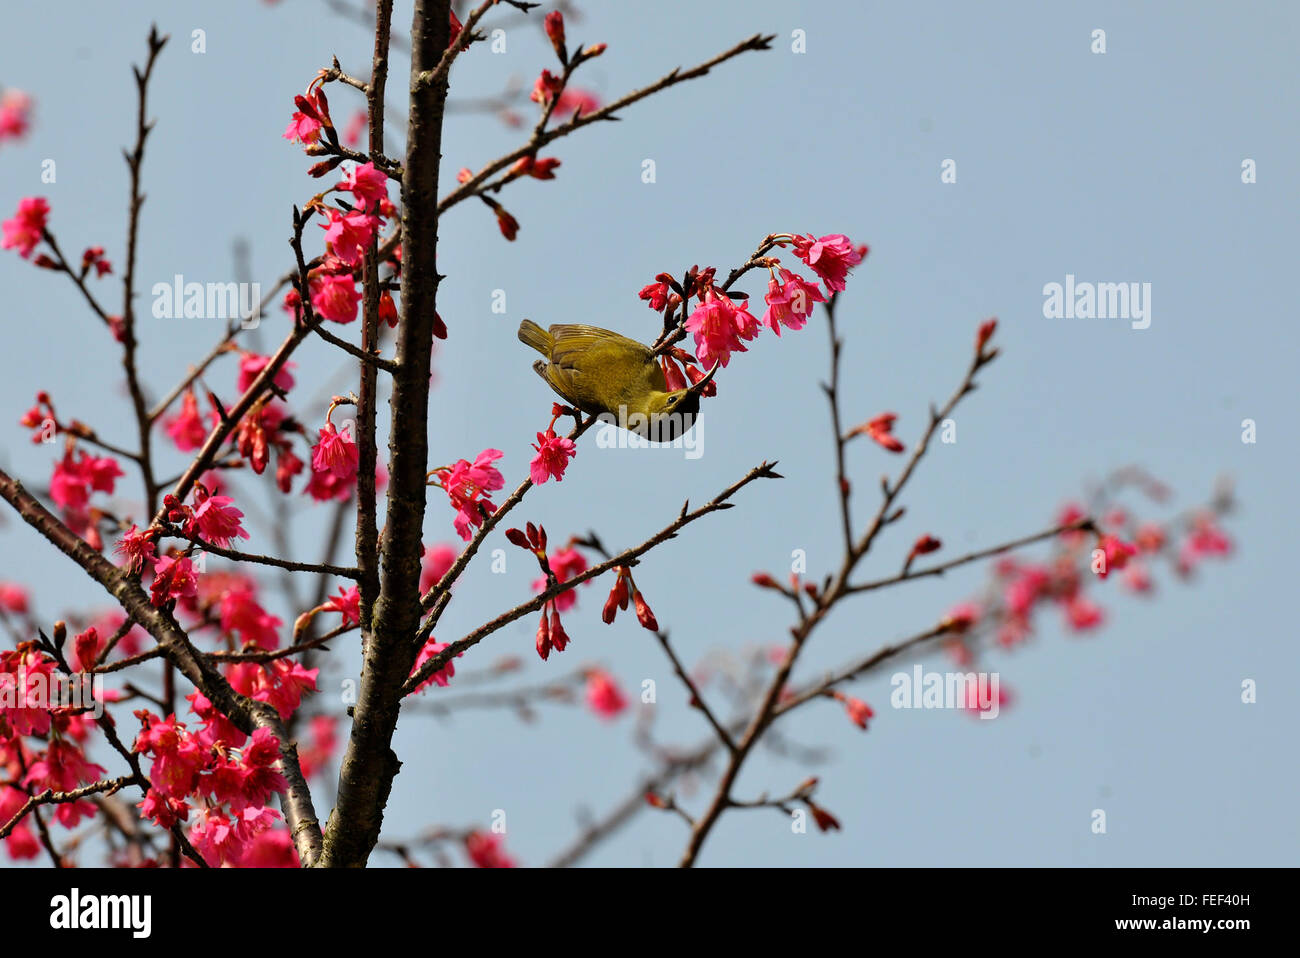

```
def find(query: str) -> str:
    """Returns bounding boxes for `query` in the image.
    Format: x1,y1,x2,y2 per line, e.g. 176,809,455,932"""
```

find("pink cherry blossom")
465,830,517,868
339,161,388,208
165,389,210,452
410,639,459,693
532,546,589,613
310,273,362,323
237,353,296,394
0,583,30,614
530,429,576,484
321,207,379,267
0,89,33,142
761,269,825,334
113,524,157,574
791,233,863,293
149,555,199,607
584,669,628,719
420,542,459,594
1,197,49,258
1064,596,1104,631
188,491,250,548
311,422,359,480
324,585,361,627
685,291,757,369
435,449,504,540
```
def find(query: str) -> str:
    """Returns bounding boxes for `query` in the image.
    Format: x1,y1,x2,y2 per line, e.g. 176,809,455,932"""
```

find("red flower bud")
909,534,942,559
807,801,841,833
549,606,570,654
633,589,658,632
535,611,551,661
544,11,566,53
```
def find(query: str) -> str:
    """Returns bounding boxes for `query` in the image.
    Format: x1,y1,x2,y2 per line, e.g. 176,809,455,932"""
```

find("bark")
317,0,450,868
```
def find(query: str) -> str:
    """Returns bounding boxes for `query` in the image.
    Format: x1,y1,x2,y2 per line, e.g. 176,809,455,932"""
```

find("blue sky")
1,0,1296,866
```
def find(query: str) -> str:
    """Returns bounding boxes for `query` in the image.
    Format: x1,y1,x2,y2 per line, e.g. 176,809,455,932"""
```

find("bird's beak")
685,360,720,396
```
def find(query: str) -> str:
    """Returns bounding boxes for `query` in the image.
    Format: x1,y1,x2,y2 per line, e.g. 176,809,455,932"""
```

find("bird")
518,320,715,441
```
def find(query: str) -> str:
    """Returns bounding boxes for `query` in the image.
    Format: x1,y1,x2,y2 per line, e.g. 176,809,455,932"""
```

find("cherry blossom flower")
321,207,379,267
310,273,362,323
188,489,250,548
0,583,29,614
761,269,825,334
0,90,33,143
0,786,40,859
1187,515,1232,557
434,449,505,540
303,467,354,502
530,69,563,106
339,161,388,207
420,542,459,594
1095,534,1136,579
530,428,576,484
410,639,459,693
849,412,904,453
465,831,516,868
1123,563,1153,594
1064,596,1104,631
137,789,190,830
553,87,599,118
236,353,295,394
941,601,981,633
296,715,339,781
149,555,199,607
49,449,122,511
324,586,361,627
283,90,326,145
1134,522,1166,554
791,233,863,293
1056,502,1089,546
311,421,359,480
639,274,672,311
113,524,157,574
1,197,49,259
532,545,589,613
237,828,299,868
685,290,758,369
165,389,210,452
585,669,628,719
134,712,205,798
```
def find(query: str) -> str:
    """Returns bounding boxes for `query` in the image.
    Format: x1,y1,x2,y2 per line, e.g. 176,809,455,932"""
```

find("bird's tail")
517,319,552,357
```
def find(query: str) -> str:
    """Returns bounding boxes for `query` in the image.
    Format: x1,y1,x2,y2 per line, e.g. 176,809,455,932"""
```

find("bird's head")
642,361,718,441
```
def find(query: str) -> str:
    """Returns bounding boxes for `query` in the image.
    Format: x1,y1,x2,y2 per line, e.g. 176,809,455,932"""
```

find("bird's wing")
546,324,650,362
537,324,669,413
534,357,587,410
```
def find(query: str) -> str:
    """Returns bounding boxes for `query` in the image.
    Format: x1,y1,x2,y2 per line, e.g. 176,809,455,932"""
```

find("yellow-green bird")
518,320,714,440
